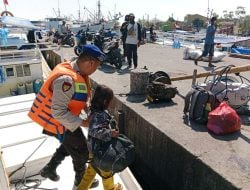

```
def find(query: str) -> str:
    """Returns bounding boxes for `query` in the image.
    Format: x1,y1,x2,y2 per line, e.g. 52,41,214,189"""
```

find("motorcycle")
53,31,75,47
94,33,122,69
74,30,87,56
74,30,95,56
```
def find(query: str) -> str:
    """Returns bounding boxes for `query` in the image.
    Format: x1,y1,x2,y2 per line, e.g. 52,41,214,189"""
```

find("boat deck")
0,94,141,190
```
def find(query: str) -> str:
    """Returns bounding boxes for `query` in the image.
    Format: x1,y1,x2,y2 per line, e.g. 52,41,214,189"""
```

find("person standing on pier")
125,13,142,69
28,44,105,189
120,14,129,61
60,20,69,34
194,16,217,67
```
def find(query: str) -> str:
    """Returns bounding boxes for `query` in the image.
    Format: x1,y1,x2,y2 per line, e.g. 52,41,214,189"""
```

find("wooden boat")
229,48,250,59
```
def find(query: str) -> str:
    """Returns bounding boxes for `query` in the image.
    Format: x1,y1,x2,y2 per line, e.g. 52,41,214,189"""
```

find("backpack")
183,86,217,124
146,71,178,103
91,134,135,178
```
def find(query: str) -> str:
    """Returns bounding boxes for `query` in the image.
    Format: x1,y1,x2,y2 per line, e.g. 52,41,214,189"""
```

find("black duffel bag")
91,134,135,178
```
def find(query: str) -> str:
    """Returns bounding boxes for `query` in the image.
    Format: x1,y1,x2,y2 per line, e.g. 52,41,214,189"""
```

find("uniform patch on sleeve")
62,82,72,92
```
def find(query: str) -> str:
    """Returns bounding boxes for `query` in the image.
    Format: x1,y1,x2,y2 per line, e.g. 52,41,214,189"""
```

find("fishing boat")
229,47,250,59
45,0,121,34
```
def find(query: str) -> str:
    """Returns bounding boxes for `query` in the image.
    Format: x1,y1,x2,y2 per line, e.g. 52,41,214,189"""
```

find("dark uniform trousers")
126,44,138,68
46,127,89,186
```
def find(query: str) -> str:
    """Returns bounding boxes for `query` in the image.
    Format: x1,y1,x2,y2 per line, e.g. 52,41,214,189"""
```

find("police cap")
80,44,106,62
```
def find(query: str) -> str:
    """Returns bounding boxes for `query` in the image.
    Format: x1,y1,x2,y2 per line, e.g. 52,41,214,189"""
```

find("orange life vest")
28,62,90,135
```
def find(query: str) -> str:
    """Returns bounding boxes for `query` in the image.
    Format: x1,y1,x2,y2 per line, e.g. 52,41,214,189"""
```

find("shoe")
194,60,198,65
208,64,216,67
126,65,131,69
90,178,99,189
40,165,60,182
114,183,123,190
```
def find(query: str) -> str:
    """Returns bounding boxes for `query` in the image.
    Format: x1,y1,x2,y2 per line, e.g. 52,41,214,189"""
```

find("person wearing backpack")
77,85,122,190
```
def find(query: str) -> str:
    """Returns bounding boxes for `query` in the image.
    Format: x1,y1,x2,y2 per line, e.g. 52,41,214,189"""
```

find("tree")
192,18,204,32
167,16,175,23
228,11,234,19
239,15,250,36
235,6,246,35
235,6,246,19
223,10,229,20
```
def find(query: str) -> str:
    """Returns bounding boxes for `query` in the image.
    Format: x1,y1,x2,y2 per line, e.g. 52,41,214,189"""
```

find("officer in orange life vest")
28,44,105,188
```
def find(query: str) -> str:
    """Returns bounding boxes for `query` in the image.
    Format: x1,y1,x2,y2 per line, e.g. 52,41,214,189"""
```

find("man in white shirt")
125,13,142,69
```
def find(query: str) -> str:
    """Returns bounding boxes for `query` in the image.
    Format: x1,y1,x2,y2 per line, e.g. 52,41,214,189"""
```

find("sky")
0,0,249,22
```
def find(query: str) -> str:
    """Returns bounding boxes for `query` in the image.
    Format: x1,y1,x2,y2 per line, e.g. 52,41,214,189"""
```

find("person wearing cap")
194,16,217,67
28,44,105,189
125,13,142,69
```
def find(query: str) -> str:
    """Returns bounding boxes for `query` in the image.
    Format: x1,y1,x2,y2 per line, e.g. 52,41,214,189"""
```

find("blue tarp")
0,28,8,45
0,16,41,29
0,66,6,84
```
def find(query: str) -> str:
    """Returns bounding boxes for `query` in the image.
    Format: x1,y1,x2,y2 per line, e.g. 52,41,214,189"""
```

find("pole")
171,64,250,81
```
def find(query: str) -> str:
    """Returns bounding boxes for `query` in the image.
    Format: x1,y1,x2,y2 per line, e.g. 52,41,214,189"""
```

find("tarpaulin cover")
0,16,41,29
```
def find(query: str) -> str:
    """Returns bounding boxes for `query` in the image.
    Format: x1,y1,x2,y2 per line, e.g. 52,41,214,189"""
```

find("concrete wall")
107,95,239,190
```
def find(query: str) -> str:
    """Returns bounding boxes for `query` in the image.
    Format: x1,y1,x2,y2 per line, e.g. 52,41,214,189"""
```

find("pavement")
58,43,250,189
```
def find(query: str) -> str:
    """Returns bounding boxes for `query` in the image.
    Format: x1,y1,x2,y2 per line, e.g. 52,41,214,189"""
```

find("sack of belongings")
199,65,250,109
146,71,178,103
207,101,241,135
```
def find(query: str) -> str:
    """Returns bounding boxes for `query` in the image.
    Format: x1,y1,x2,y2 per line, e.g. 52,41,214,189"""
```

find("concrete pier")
50,44,250,190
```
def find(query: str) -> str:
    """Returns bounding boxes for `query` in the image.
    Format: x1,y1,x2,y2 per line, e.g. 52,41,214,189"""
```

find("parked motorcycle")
53,31,75,47
74,30,96,56
94,33,122,69
74,30,87,56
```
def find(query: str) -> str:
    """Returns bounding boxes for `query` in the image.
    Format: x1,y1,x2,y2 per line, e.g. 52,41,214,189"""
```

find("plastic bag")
207,101,241,135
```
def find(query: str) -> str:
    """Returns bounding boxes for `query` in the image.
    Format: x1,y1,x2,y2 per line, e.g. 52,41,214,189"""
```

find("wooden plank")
229,53,250,59
0,122,43,147
119,168,143,190
0,147,10,190
0,93,35,107
171,64,250,81
2,137,59,169
0,102,33,116
7,156,51,182
0,111,33,129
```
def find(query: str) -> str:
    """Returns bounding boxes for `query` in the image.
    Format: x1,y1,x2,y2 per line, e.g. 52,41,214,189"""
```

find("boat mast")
207,0,213,21
97,0,101,21
57,0,61,17
77,0,81,21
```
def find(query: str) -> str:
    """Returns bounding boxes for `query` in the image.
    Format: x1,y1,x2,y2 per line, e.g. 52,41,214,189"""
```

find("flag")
3,0,8,5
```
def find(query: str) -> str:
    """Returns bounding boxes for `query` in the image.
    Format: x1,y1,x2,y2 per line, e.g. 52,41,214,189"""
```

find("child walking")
77,84,122,190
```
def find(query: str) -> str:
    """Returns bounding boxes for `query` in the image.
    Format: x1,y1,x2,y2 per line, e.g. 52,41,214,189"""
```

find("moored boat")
229,47,250,59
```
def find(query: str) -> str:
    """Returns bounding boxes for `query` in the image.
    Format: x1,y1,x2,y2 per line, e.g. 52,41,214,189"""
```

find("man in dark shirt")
120,15,129,60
